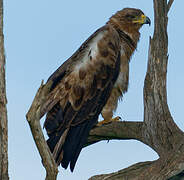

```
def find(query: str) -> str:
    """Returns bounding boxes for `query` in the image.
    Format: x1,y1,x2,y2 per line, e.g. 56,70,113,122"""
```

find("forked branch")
167,0,175,13
26,81,58,180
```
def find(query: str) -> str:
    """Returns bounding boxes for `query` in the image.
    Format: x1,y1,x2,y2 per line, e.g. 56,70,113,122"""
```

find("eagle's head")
109,8,150,36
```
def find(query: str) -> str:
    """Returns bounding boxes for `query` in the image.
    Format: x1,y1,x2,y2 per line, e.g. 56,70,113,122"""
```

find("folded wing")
43,25,121,171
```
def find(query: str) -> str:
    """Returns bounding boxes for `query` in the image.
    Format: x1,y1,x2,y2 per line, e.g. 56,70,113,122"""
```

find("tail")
46,115,97,172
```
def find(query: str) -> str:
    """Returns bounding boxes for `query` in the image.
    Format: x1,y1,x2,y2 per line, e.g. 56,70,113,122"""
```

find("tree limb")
167,0,174,13
26,81,58,180
0,0,9,179
89,151,184,180
89,161,154,180
85,121,143,147
142,0,184,156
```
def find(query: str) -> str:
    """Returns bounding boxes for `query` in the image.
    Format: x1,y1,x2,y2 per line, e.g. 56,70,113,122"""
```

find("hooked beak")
144,16,151,26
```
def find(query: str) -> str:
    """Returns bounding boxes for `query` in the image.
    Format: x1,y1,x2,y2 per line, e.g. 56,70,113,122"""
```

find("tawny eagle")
43,8,150,172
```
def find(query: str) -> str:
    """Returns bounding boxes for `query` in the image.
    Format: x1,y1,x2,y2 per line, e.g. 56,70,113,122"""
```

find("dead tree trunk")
0,0,9,179
87,0,184,179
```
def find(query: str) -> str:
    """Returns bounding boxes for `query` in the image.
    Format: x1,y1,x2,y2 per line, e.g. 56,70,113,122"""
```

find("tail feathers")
47,134,60,153
69,118,97,171
44,103,64,137
47,117,97,172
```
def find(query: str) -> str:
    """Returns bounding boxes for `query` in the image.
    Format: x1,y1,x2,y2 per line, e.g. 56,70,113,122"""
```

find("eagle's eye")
125,14,135,19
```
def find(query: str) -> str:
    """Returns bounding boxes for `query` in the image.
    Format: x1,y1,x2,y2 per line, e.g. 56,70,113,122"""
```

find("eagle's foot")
97,116,121,126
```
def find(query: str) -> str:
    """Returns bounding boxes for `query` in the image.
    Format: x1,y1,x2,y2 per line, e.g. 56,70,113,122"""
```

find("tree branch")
89,161,154,180
85,121,143,147
26,81,58,180
142,0,184,156
90,150,184,180
167,0,174,13
0,0,9,179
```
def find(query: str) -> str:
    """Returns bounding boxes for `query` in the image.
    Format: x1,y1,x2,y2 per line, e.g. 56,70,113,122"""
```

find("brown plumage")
43,8,150,172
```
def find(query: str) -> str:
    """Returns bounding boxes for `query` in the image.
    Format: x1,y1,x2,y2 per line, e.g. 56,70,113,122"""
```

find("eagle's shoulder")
47,24,120,91
42,24,121,118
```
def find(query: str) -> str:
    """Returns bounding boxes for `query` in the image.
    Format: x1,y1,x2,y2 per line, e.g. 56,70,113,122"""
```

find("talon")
96,119,110,126
112,116,121,122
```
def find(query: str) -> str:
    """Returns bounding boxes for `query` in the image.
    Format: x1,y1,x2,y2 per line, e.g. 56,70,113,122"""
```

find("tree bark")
87,0,184,179
85,121,143,147
0,0,9,179
26,82,58,180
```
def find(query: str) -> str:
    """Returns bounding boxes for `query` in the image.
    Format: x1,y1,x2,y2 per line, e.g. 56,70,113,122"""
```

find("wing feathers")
44,24,121,171
44,103,64,136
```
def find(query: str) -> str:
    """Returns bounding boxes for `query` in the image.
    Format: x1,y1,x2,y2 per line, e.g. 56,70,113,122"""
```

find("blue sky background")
4,0,184,179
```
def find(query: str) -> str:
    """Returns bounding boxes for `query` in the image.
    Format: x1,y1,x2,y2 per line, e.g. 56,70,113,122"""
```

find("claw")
112,116,121,122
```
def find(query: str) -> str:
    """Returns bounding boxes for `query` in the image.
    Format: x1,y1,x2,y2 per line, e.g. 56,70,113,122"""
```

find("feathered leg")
97,88,121,126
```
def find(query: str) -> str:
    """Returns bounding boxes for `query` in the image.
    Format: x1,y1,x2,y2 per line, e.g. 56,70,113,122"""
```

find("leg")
97,91,121,126
97,110,121,126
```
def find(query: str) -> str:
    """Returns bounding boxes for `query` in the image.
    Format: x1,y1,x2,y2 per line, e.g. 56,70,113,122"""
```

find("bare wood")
89,161,154,180
0,0,9,179
143,0,184,156
89,152,184,180
167,0,175,13
26,82,58,180
85,121,143,147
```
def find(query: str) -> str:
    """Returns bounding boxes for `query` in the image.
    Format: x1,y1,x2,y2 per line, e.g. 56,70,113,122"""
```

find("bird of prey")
43,8,150,172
